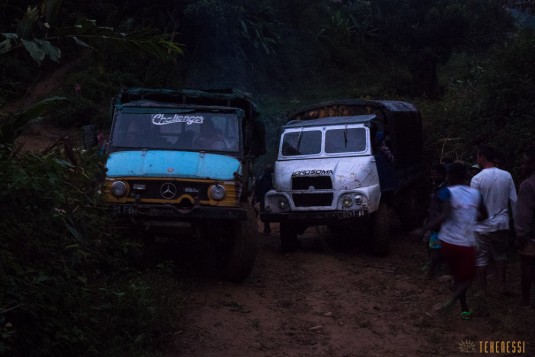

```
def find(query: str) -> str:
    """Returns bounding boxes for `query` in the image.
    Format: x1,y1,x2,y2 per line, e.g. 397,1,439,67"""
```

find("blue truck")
101,88,265,282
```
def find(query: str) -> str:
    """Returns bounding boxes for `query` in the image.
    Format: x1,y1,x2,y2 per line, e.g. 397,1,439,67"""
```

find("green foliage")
48,96,101,129
0,148,184,356
0,96,68,146
421,29,535,177
0,54,40,105
317,10,354,44
66,20,184,60
239,4,281,55
366,0,514,97
1,0,184,66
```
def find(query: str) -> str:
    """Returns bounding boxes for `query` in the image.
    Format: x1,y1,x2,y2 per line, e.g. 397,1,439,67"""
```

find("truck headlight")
354,194,363,205
279,197,289,210
342,195,353,208
209,184,226,200
111,181,127,198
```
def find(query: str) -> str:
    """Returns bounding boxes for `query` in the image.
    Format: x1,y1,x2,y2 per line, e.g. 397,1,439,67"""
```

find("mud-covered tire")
220,205,258,283
280,222,299,252
372,202,390,256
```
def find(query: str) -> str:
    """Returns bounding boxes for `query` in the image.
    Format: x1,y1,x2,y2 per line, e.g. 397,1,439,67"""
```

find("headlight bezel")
111,181,128,198
339,192,367,209
278,196,290,211
209,184,226,201
341,194,353,208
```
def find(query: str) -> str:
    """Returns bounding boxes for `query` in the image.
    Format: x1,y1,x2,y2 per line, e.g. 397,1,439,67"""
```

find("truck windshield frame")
109,111,241,153
280,125,369,158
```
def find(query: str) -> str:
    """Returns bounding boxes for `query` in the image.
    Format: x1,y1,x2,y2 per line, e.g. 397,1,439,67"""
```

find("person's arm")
417,200,451,235
470,175,479,189
411,188,451,237
509,176,518,222
477,193,488,222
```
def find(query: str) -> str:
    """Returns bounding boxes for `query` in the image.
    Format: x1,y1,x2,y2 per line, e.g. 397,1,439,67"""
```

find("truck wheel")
220,205,257,283
280,222,299,252
372,202,390,256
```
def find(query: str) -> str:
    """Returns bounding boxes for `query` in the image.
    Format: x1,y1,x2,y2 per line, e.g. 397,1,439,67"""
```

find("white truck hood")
274,155,379,191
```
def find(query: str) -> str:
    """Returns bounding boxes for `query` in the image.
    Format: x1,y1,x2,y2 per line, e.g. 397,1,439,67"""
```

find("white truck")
262,99,424,255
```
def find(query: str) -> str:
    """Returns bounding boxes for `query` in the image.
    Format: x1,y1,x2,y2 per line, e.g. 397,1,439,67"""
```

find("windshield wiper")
296,127,303,153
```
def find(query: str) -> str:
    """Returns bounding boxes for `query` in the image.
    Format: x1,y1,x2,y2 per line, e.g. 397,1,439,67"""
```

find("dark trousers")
260,202,271,233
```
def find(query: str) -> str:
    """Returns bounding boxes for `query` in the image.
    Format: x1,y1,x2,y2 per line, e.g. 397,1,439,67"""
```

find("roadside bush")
0,148,184,356
0,56,41,107
49,96,102,128
48,67,143,129
419,29,535,177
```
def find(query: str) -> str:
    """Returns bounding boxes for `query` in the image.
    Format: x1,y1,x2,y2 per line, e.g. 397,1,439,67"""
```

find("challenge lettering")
292,169,334,177
152,114,204,125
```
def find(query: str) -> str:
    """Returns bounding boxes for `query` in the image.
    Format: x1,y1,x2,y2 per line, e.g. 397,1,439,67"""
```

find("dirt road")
166,222,534,357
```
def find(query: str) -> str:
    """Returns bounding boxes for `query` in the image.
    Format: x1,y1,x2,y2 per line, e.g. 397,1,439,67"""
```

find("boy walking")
413,163,488,319
252,164,274,234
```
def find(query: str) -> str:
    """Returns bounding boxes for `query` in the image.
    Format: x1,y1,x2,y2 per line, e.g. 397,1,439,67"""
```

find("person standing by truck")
470,145,517,296
373,130,397,197
253,164,274,234
423,163,447,279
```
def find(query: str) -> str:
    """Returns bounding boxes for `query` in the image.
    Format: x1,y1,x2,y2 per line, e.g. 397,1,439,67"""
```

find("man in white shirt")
471,145,517,296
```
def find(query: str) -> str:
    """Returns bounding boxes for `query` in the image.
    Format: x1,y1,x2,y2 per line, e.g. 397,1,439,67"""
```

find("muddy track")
165,222,534,357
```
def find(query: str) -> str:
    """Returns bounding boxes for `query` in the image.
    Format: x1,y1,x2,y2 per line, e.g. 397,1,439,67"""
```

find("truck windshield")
325,127,367,153
110,111,240,152
281,130,322,156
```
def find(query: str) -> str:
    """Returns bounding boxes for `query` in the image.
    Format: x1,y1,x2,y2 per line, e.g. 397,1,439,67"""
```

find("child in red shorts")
413,162,488,319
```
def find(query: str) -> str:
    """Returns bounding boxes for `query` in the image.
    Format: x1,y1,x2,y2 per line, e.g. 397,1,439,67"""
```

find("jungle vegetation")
1,0,534,355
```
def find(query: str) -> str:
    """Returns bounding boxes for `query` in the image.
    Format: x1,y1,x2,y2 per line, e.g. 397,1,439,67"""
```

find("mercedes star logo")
160,182,177,199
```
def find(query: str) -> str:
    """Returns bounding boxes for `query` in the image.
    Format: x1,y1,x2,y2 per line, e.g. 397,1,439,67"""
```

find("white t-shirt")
439,185,481,247
470,167,517,234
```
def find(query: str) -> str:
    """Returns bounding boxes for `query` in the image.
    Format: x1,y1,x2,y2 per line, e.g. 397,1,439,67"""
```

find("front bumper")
109,203,248,221
262,209,369,223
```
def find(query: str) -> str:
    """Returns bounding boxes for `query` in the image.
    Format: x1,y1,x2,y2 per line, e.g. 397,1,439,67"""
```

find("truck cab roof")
285,115,376,129
288,99,418,120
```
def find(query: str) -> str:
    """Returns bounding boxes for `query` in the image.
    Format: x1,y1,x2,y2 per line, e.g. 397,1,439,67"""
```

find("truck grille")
291,176,333,190
292,193,333,207
127,180,210,200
